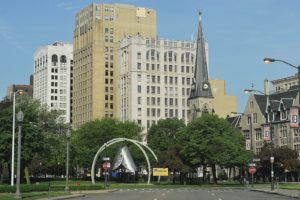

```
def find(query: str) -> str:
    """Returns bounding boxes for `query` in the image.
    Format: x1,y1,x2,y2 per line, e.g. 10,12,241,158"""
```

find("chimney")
264,79,269,95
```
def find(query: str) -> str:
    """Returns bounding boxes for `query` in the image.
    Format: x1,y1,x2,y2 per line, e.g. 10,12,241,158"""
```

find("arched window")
60,55,67,63
52,54,58,66
181,52,193,63
164,51,176,62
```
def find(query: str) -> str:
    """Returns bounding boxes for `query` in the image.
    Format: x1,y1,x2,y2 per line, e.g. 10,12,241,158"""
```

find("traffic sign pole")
102,159,111,189
248,165,256,188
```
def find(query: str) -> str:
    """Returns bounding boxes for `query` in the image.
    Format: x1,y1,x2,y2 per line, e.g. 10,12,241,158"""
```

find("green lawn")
279,183,300,190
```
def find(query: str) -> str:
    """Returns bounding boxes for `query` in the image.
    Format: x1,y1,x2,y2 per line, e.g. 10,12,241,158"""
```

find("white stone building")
33,42,73,124
119,36,197,137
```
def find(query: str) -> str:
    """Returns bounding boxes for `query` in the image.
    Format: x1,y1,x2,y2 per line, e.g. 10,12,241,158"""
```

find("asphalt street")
70,188,296,200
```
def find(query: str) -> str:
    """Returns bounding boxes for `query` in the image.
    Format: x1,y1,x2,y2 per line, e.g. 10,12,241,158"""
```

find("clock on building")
202,82,209,90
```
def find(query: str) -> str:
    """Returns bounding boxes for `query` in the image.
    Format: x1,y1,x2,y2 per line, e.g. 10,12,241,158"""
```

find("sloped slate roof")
227,115,241,129
254,89,298,113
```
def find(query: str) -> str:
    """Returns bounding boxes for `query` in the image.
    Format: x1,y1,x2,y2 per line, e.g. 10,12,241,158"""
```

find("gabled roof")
254,89,298,113
227,115,241,129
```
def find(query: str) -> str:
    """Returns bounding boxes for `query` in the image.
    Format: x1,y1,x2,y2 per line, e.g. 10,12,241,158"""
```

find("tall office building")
73,3,157,128
119,36,196,137
33,42,73,124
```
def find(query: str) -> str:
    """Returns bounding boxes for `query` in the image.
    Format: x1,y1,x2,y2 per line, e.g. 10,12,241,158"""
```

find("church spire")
189,12,213,99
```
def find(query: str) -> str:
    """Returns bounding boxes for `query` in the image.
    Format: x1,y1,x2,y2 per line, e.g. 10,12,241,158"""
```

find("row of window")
145,39,195,49
137,50,195,63
135,85,191,96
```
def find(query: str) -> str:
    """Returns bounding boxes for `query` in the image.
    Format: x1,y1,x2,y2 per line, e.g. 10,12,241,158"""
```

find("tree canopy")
72,118,142,168
177,114,249,183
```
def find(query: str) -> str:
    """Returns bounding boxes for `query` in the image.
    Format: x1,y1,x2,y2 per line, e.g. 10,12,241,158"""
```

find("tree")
258,142,300,181
72,118,142,170
147,118,190,183
178,114,249,183
0,95,62,183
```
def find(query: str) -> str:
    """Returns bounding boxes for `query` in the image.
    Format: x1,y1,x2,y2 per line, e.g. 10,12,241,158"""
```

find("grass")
279,183,300,190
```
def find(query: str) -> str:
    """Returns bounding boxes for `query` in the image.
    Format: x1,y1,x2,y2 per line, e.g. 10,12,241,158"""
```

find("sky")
0,0,300,112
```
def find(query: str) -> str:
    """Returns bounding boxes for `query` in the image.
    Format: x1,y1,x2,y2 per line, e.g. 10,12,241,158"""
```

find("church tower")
188,12,214,121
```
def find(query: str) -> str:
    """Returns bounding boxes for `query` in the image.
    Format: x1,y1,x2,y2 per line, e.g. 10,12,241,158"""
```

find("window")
255,129,262,140
137,85,142,93
137,52,141,59
244,130,250,139
60,55,67,63
51,54,58,66
138,108,142,116
151,76,155,83
151,97,155,105
253,113,257,124
151,108,156,117
137,74,142,82
137,62,141,70
247,114,251,125
250,101,254,109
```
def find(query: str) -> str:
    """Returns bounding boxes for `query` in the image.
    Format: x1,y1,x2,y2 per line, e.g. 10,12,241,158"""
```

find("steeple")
189,12,213,100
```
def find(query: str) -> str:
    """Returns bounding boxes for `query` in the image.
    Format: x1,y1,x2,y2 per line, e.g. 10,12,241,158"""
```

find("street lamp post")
11,90,23,186
264,57,300,107
15,110,24,199
270,156,275,191
65,129,71,193
11,92,16,186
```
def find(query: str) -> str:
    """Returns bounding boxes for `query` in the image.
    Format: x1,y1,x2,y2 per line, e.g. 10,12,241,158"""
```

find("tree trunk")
24,166,31,184
172,169,176,184
212,164,217,184
229,168,232,181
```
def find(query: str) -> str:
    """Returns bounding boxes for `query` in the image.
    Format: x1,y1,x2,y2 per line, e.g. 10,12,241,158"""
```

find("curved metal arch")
91,138,158,185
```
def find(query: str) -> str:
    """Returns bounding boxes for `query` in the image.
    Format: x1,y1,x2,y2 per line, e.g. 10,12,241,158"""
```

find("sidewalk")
251,187,300,199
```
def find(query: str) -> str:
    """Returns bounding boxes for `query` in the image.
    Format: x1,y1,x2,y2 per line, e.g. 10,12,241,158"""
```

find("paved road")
71,188,297,200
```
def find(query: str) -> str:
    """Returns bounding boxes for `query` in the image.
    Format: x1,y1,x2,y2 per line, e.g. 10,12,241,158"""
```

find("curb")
251,189,300,199
38,194,85,200
37,189,119,200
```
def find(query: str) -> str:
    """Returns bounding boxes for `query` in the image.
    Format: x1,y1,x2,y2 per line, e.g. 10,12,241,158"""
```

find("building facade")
72,3,157,128
6,84,33,100
210,79,237,118
33,42,73,124
119,36,196,136
271,73,298,93
240,86,300,155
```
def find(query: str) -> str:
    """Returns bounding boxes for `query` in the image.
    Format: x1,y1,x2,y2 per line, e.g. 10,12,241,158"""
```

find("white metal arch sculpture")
91,138,158,185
